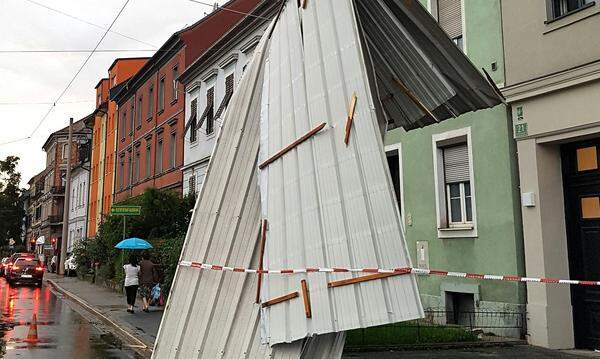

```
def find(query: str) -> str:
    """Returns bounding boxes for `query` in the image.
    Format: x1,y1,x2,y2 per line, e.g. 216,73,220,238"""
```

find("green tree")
0,156,24,246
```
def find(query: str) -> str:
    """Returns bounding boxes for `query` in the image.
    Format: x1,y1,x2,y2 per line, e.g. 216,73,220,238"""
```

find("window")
172,66,179,101
121,112,126,139
130,103,135,134
386,147,402,217
169,132,176,169
443,144,472,226
145,143,152,178
206,87,215,135
127,153,132,186
134,149,140,183
437,0,463,51
119,159,125,190
137,96,143,127
432,128,476,238
156,139,163,174
62,143,69,159
190,99,198,143
158,77,165,112
548,0,592,19
214,74,234,120
148,85,154,118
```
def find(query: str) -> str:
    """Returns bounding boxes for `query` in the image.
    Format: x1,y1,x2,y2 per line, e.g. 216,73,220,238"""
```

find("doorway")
562,139,600,349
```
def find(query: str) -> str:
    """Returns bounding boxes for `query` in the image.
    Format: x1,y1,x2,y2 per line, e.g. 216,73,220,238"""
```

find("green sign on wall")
514,123,528,138
110,205,141,216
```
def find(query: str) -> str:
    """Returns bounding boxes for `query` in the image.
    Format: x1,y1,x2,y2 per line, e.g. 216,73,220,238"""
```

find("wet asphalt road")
0,276,138,358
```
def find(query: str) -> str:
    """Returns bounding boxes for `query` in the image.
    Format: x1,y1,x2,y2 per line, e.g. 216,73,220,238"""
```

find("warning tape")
179,261,600,286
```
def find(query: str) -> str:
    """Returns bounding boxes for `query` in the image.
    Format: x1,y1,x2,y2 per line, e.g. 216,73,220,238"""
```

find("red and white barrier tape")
179,261,600,286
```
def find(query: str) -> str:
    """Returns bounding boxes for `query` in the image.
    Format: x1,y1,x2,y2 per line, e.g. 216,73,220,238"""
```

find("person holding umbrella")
123,254,140,313
115,237,153,314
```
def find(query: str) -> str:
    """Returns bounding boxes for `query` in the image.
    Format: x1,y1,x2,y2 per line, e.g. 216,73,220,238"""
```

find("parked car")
64,254,77,277
5,253,36,282
6,257,44,287
0,258,9,277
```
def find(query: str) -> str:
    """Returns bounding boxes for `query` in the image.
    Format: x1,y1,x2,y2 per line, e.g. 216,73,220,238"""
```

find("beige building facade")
501,0,600,350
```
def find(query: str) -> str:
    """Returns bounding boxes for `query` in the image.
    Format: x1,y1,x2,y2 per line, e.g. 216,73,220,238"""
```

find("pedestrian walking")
123,255,140,313
139,253,156,312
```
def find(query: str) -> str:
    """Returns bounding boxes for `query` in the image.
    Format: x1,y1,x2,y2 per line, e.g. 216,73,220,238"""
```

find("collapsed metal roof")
152,20,345,359
258,0,422,346
155,0,503,356
356,0,502,130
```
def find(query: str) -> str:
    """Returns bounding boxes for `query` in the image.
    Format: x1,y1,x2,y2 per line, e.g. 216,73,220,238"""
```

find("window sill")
170,98,178,106
146,116,153,122
136,125,142,131
437,225,477,239
157,109,164,116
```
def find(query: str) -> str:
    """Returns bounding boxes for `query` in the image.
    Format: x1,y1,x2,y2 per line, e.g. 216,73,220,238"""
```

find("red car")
4,253,35,281
7,257,44,287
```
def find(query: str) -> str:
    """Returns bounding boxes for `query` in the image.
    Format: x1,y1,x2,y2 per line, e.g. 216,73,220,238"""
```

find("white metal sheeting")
259,0,423,346
153,18,345,358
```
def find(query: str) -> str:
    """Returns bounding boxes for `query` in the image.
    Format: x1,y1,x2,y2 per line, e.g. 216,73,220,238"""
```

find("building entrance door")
562,139,600,349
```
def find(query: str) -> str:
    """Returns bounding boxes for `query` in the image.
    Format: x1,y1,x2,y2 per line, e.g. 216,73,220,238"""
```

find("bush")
74,188,195,293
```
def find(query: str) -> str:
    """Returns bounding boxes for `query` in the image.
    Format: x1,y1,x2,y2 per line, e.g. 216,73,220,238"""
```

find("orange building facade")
87,58,149,238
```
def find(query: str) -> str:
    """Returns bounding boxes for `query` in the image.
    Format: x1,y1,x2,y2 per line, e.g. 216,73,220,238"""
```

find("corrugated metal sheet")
355,0,502,130
153,18,344,359
259,0,423,346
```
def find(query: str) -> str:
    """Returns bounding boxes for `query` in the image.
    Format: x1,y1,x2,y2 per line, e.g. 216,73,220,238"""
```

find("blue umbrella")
115,237,153,250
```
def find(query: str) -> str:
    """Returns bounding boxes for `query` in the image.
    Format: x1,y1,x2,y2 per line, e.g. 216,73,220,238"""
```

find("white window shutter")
438,0,462,40
443,143,469,183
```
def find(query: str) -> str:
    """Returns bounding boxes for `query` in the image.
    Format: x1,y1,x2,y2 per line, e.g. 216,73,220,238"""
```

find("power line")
0,49,156,54
0,100,94,105
188,0,272,20
0,0,132,147
24,0,157,49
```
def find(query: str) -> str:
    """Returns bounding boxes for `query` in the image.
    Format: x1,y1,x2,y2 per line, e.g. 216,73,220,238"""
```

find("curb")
46,279,152,357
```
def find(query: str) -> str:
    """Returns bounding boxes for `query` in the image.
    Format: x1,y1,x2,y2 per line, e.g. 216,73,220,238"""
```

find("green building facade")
384,0,525,336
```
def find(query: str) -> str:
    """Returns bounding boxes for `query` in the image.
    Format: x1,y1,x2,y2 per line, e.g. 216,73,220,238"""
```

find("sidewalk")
45,273,163,350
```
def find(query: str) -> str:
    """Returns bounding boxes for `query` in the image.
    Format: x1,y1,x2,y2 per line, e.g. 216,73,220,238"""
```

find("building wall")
68,166,89,252
501,0,600,349
502,0,600,86
87,59,148,237
183,31,262,196
382,0,525,334
115,49,185,203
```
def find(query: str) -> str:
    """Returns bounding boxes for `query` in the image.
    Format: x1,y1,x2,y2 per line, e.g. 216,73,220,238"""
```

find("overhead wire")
23,0,157,49
0,49,156,54
0,0,133,147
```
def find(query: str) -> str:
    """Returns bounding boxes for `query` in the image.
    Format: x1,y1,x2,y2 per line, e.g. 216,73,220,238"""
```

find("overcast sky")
0,0,228,187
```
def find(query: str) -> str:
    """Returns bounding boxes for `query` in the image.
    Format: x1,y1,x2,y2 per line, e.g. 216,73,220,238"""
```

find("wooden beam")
258,122,327,170
301,280,312,318
327,269,411,289
344,93,358,146
261,292,299,308
255,219,268,304
392,77,440,123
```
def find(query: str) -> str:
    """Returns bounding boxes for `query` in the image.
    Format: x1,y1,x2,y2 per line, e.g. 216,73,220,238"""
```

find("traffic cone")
25,313,38,343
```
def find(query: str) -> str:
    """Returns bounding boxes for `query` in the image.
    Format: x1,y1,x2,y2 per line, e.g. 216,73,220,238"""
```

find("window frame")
545,0,595,22
145,143,152,179
169,131,177,169
172,65,179,102
137,95,143,128
430,0,467,54
156,138,163,174
432,127,477,239
384,143,406,232
148,85,154,119
158,77,165,113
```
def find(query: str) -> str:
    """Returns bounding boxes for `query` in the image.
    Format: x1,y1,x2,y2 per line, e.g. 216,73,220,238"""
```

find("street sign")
110,205,141,216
